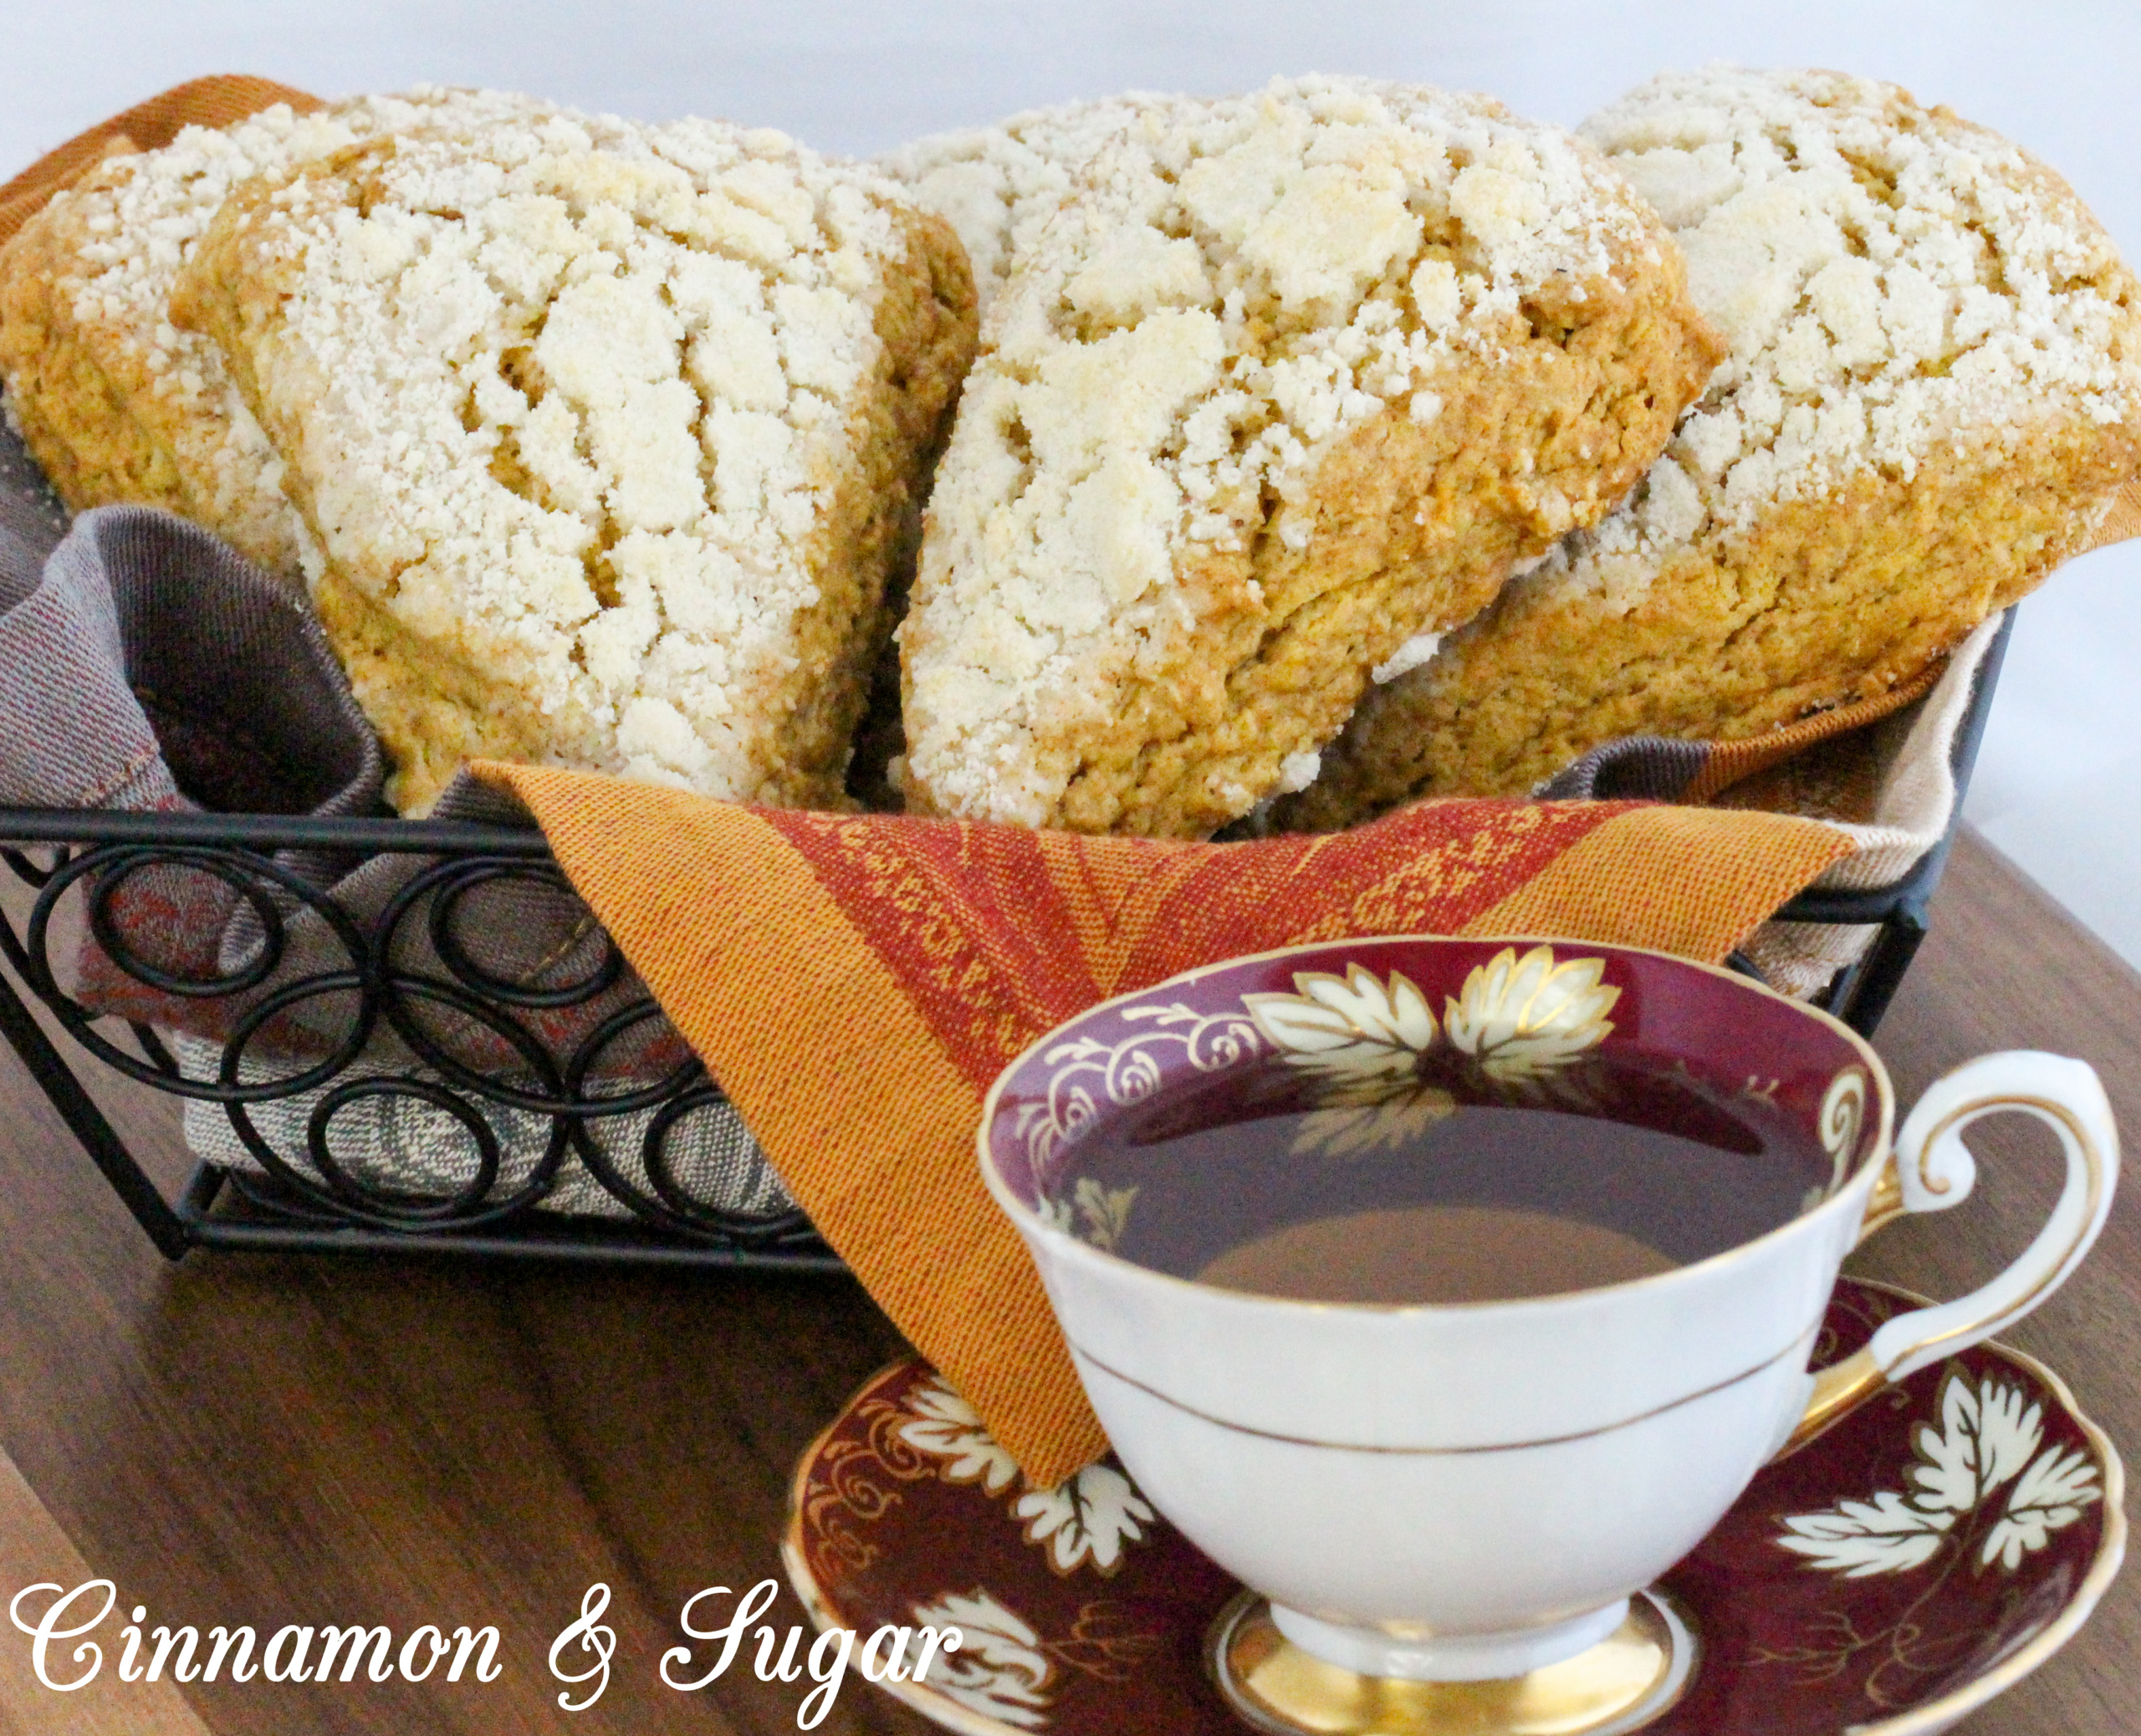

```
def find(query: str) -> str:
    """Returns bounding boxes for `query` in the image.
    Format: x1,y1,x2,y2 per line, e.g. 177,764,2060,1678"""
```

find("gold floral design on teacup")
1241,947,1621,1154
1444,946,1622,1081
1243,962,1454,1156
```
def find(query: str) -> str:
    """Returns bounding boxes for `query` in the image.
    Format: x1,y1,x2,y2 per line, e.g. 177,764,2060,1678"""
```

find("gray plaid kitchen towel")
0,416,789,1223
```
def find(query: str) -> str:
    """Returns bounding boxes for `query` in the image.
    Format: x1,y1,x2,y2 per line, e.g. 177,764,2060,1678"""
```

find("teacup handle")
1782,1051,2118,1455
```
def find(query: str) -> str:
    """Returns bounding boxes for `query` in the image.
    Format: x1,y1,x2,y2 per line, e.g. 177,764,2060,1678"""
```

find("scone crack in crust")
880,93,1190,311
902,73,1723,835
0,88,551,574
175,103,975,814
1280,66,2141,822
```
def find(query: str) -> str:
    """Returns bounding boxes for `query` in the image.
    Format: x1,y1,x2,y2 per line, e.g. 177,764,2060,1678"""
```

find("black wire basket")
0,612,2011,1272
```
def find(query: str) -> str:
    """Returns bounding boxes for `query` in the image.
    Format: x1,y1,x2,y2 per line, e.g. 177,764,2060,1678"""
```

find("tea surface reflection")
1065,1051,1833,1306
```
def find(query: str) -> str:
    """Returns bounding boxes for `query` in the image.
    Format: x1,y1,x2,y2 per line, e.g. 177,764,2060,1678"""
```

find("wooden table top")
0,828,2133,1736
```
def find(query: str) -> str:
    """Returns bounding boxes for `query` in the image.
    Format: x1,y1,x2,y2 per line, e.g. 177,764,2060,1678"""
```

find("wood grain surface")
0,1442,212,1736
0,829,2132,1735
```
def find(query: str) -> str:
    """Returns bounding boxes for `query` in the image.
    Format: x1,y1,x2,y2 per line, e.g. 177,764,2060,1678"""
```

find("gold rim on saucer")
1206,1589,1698,1736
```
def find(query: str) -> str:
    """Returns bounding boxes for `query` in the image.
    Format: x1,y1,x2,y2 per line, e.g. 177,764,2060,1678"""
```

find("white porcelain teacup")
977,936,2118,1700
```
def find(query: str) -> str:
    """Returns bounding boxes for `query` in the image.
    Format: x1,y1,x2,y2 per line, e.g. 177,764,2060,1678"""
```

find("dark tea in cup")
1070,1045,1837,1305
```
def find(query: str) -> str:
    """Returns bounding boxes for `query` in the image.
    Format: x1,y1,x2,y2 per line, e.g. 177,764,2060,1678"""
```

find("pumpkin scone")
897,74,1723,837
1281,66,2141,825
881,93,1190,314
0,88,547,577
173,104,976,814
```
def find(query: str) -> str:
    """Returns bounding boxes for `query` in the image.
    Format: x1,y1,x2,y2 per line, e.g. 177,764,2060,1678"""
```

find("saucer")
783,1279,2122,1736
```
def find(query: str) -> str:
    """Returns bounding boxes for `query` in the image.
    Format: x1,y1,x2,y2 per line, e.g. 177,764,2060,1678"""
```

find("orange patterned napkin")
473,766,1852,1486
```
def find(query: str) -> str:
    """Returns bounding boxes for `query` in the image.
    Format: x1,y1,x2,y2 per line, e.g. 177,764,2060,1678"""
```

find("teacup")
977,937,2117,1732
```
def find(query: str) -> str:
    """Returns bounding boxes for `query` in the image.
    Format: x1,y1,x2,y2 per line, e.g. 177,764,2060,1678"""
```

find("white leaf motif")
1975,1381,2047,1494
1290,1087,1458,1157
909,1590,1053,1728
1777,1490,1954,1577
1246,966,1438,1058
1981,1445,2102,1571
1443,947,1617,1080
1244,968,1454,1154
1776,1370,2091,1580
1908,1376,2043,1515
1012,1463,1156,1575
1287,1043,1423,1101
897,1377,1019,1495
1244,993,1370,1055
1306,966,1438,1049
1072,1179,1137,1252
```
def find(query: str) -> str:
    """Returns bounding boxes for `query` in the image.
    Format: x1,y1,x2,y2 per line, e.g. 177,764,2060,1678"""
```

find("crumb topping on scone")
0,88,547,571
176,101,973,809
903,73,1699,832
995,78,1656,544
880,93,1189,309
1531,64,2140,612
1277,65,2141,824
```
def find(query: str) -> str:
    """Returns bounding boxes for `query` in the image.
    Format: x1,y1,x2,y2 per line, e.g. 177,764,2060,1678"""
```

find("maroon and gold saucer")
783,1279,2121,1736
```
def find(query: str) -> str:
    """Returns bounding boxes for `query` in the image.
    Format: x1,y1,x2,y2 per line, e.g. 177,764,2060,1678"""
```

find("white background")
4,0,2137,966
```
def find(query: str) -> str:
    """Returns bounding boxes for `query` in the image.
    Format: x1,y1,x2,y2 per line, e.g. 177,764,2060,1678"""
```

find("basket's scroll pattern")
0,837,821,1250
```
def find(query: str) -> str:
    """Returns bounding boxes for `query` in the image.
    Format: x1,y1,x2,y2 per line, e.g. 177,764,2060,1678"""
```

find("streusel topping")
881,94,1188,309
1524,64,2141,613
221,104,915,794
33,88,548,569
906,74,1663,825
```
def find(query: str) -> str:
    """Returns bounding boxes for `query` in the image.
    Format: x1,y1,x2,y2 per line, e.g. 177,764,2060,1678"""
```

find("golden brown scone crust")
1280,68,2141,825
176,107,974,815
0,91,549,577
899,76,1722,838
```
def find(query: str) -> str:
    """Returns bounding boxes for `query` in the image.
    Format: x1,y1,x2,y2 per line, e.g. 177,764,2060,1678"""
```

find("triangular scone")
173,105,976,814
0,89,549,576
898,74,1723,837
881,94,1189,314
1283,68,2141,824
